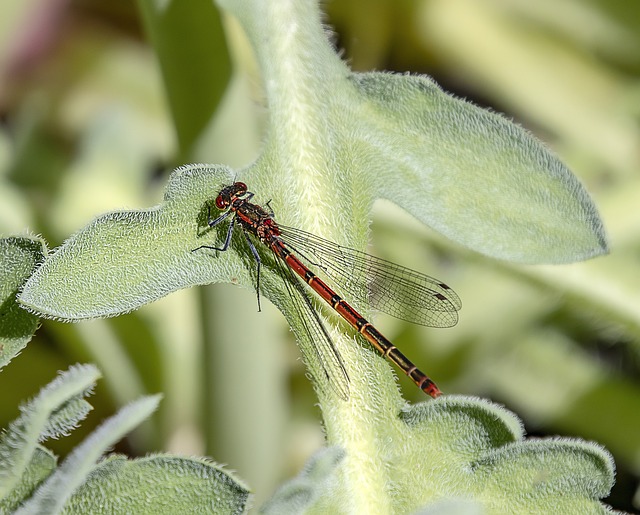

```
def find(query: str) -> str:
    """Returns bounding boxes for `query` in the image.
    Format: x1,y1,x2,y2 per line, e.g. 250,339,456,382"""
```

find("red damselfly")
195,182,461,399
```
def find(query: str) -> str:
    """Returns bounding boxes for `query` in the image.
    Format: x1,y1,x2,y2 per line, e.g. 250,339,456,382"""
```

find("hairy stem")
216,0,406,510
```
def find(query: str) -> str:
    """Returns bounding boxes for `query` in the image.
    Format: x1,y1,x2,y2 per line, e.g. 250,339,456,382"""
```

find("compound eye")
235,182,248,194
215,195,229,209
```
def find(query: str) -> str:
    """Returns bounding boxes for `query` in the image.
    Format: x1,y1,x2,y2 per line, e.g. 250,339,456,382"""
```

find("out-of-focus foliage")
0,0,638,511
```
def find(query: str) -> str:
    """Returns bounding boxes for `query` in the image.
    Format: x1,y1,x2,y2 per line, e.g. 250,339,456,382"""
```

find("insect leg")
243,231,263,312
192,215,235,253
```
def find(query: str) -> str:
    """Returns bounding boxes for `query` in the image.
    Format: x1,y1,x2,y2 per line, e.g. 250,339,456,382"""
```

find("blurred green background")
1,0,639,511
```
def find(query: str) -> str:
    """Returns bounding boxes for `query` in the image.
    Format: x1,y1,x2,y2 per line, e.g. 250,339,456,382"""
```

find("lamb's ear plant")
0,237,251,513
0,236,44,371
0,361,250,515
2,0,619,512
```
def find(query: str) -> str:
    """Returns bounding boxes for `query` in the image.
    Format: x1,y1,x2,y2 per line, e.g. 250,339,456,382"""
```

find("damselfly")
195,182,461,399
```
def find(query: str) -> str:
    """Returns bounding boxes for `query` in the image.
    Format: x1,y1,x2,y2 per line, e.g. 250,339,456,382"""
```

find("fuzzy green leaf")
260,447,344,514
347,72,608,264
472,438,616,509
394,397,615,513
65,454,250,514
0,236,45,369
263,397,616,514
17,395,162,515
19,165,238,320
0,446,56,514
0,364,100,500
41,397,93,440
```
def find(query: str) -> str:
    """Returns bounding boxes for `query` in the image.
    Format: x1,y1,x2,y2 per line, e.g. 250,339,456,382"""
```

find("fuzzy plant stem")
216,0,410,511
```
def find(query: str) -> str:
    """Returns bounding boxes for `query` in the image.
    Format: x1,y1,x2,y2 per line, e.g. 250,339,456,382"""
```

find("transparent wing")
273,254,350,400
278,225,461,328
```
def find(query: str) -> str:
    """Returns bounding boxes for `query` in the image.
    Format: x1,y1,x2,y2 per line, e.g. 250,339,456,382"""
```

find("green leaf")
0,364,100,500
348,72,609,264
260,447,344,514
472,438,615,508
65,454,250,514
137,0,231,157
41,397,94,441
18,164,238,320
0,236,45,370
263,397,616,514
0,446,57,514
396,397,614,513
17,395,162,515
